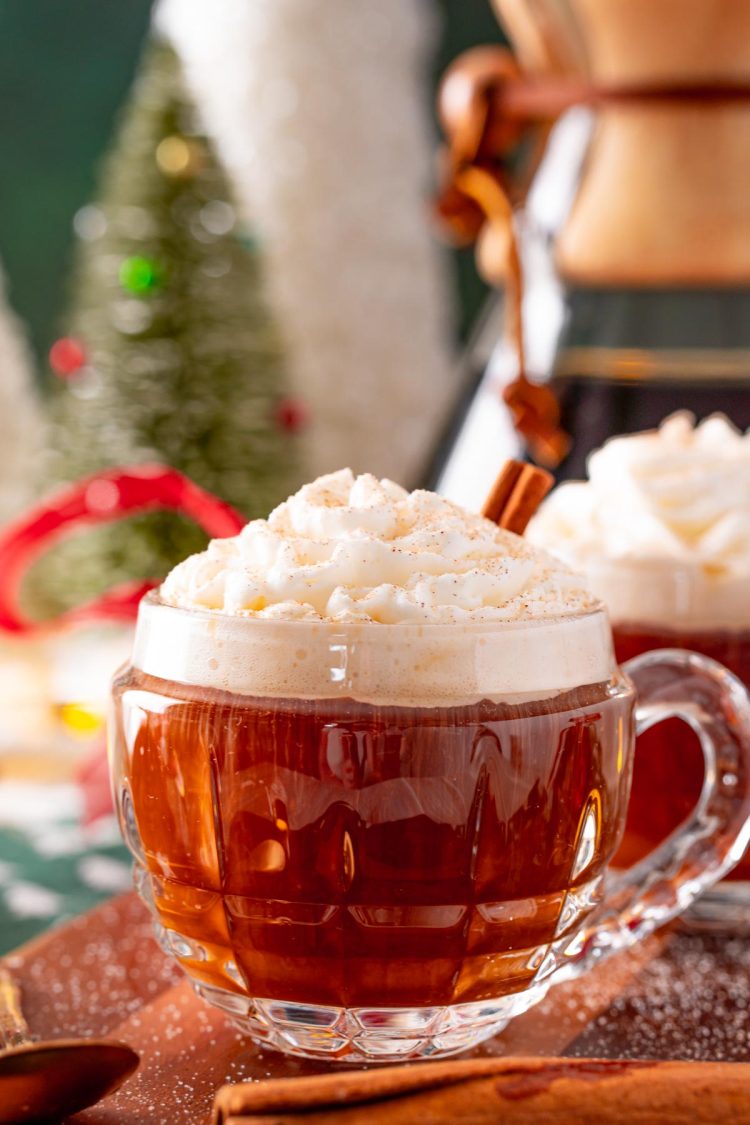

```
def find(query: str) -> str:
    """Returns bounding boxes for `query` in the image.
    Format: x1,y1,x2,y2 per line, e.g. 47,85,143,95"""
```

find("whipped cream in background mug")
528,413,750,630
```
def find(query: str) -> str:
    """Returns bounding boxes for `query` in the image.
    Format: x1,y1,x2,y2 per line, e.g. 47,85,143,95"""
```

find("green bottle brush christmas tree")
32,38,302,617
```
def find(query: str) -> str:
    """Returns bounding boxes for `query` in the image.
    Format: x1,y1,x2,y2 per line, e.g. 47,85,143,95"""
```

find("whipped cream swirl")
161,469,595,624
529,413,750,576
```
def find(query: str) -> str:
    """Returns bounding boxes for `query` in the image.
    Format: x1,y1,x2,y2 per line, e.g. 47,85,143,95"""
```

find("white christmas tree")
0,264,42,524
157,0,456,487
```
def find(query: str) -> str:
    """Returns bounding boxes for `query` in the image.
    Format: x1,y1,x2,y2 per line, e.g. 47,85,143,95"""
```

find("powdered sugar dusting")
567,929,750,1062
7,895,749,1122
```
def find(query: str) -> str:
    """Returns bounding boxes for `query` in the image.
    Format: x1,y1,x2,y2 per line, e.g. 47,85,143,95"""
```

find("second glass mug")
586,557,750,926
110,594,750,1062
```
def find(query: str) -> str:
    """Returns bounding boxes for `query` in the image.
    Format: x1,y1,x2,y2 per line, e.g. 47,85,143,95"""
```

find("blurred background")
0,0,498,365
0,0,507,615
1,0,749,951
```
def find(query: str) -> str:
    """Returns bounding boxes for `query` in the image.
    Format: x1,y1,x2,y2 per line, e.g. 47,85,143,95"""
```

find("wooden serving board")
3,893,750,1124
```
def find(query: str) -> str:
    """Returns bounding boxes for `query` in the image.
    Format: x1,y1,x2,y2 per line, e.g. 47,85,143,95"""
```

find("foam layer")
161,469,598,625
582,559,750,631
528,413,750,629
132,594,615,706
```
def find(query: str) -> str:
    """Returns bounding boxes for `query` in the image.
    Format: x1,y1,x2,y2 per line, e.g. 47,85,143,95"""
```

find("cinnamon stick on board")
213,1056,750,1124
481,458,554,533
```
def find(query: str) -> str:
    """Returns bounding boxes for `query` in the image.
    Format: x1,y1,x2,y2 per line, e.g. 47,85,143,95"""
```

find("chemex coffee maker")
434,0,750,496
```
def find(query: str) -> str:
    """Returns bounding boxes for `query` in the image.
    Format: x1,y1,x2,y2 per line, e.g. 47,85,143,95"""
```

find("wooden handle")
0,967,32,1050
214,1056,750,1123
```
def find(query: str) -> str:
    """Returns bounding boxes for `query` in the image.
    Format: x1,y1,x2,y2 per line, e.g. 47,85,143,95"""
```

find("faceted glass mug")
586,557,750,927
110,593,750,1062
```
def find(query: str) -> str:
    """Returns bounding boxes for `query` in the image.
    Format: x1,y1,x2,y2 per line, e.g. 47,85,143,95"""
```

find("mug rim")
580,556,750,632
128,592,617,706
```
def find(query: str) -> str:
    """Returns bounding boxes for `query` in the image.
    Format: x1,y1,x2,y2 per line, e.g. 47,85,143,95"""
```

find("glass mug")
110,594,750,1062
586,557,750,926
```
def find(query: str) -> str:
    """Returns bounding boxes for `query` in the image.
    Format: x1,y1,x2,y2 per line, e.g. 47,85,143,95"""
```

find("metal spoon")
0,968,139,1124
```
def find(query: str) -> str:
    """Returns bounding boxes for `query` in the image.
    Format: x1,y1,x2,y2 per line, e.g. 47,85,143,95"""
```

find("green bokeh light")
119,254,162,294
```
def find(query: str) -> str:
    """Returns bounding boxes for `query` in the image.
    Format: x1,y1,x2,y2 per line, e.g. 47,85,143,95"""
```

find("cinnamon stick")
481,458,553,532
213,1056,750,1124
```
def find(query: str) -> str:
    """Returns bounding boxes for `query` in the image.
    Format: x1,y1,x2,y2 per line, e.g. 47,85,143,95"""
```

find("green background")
0,0,501,368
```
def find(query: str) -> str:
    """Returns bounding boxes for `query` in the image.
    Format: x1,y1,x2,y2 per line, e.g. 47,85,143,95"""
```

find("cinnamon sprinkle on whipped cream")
161,469,596,624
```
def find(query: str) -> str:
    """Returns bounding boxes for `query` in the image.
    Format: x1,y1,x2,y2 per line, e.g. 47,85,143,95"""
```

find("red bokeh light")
49,336,87,378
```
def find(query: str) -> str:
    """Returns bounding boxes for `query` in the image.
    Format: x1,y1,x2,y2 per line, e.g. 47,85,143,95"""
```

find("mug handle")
555,648,750,982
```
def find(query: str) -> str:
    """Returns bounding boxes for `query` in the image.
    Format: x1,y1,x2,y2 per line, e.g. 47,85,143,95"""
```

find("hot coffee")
612,623,750,879
112,669,630,1011
112,469,750,1059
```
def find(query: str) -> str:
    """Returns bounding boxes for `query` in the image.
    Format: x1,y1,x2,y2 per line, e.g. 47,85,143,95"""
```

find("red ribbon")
0,465,245,634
